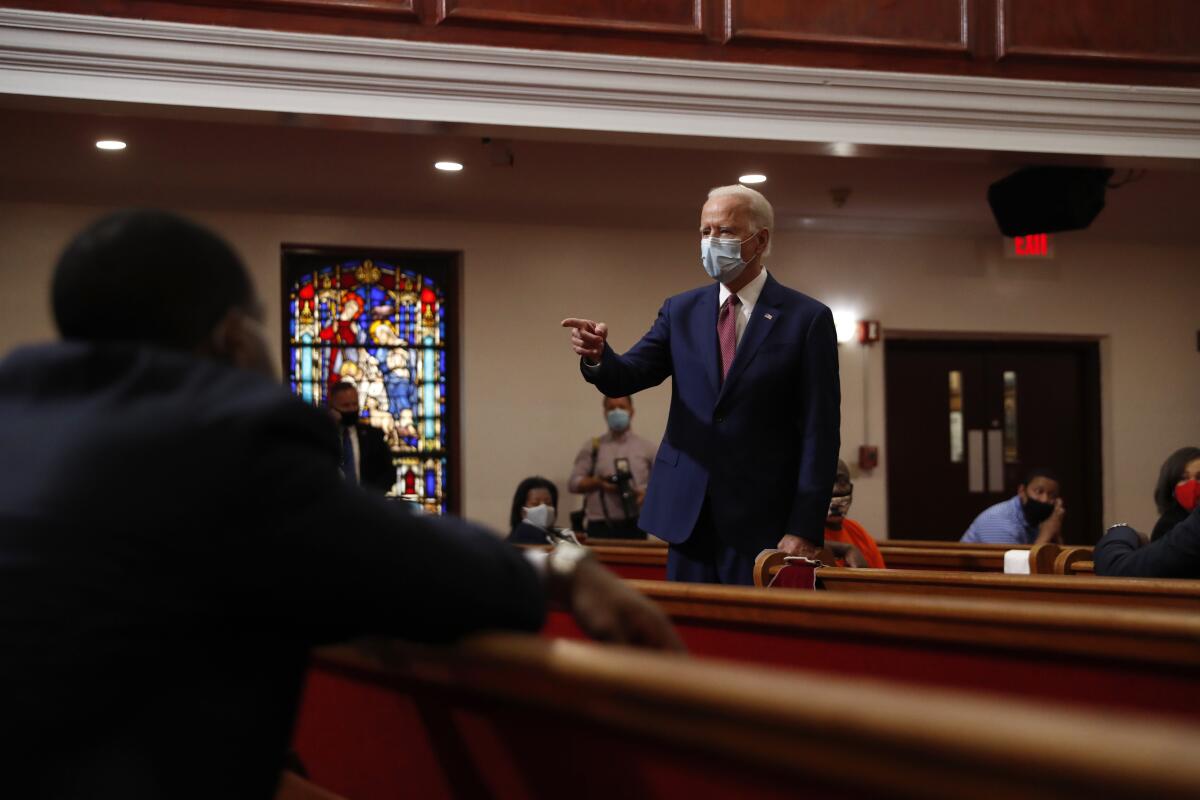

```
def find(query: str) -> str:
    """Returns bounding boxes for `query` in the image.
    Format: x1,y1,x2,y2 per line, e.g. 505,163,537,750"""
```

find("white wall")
2,201,1197,536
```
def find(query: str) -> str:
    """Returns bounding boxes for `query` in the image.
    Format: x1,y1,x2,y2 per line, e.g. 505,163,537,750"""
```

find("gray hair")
707,184,774,256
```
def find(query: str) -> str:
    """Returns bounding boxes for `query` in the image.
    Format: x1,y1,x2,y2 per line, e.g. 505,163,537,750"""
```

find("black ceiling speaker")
987,166,1114,238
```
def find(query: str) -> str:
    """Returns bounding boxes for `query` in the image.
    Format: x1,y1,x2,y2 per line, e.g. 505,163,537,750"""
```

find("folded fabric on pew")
767,556,819,589
1004,549,1032,574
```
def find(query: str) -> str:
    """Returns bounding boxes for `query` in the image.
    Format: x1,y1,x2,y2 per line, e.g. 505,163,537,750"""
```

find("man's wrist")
546,541,594,606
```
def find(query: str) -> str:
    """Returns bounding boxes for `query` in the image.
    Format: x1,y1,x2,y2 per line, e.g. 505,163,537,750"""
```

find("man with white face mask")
562,185,840,585
568,395,658,539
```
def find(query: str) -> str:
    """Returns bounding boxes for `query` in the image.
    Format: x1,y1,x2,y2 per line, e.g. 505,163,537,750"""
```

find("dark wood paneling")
437,0,704,37
8,0,1200,87
998,0,1200,66
728,0,970,55
179,0,417,18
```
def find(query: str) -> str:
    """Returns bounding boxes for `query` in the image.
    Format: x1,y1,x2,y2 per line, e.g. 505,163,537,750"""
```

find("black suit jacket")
507,521,553,545
1150,504,1189,542
351,422,396,494
1094,508,1200,578
0,342,544,798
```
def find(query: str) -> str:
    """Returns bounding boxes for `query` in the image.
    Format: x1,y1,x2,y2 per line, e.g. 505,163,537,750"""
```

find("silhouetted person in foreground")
0,210,680,798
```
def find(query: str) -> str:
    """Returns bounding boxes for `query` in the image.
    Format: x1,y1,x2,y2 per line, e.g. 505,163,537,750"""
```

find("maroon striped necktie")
718,293,740,382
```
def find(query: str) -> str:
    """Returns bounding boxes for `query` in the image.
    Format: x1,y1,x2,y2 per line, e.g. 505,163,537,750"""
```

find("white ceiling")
1,101,1197,241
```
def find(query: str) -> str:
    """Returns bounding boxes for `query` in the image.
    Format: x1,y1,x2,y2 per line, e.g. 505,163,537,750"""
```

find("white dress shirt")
718,266,769,348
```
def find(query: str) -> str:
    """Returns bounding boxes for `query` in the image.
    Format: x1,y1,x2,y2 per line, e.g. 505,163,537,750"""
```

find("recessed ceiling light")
434,161,463,172
739,173,767,185
95,140,126,151
831,142,856,157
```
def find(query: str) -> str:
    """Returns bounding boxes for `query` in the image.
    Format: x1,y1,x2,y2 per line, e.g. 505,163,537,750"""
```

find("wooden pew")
815,567,1200,611
585,542,1099,578
757,547,1023,582
850,543,1096,574
545,580,1200,723
582,540,1044,577
1055,546,1096,575
294,634,1200,800
582,544,667,580
876,545,1007,572
1026,544,1097,575
583,537,667,548
882,539,1024,550
585,540,1098,579
517,544,669,580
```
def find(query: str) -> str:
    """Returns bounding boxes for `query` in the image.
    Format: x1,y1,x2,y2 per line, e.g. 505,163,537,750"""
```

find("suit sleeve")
582,299,674,397
361,426,397,494
1094,510,1200,578
234,402,545,644
785,306,841,547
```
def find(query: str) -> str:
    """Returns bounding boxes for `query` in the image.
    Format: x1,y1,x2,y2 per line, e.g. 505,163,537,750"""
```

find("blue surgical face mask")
606,408,631,433
701,234,756,284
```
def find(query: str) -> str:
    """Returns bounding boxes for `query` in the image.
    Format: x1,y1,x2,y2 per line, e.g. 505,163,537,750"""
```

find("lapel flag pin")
764,313,774,320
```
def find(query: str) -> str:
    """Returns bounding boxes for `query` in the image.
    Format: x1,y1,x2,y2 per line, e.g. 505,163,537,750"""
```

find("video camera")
610,457,639,519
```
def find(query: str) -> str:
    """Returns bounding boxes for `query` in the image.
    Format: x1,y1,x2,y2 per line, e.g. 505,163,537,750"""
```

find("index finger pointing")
561,318,595,332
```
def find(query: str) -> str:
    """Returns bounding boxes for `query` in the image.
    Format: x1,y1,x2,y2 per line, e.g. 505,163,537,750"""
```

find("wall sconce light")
832,310,858,344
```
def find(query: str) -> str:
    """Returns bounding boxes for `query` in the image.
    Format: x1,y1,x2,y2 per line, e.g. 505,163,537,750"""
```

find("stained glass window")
283,249,456,515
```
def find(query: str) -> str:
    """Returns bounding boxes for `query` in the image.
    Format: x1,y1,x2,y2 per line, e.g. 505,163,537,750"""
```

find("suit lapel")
699,284,721,397
717,274,782,403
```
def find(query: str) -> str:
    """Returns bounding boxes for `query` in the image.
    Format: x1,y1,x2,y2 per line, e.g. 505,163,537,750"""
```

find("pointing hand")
561,318,609,363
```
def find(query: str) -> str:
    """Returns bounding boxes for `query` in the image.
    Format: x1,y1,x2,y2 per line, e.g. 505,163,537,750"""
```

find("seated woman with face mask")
507,476,577,545
1151,446,1200,542
1095,451,1200,577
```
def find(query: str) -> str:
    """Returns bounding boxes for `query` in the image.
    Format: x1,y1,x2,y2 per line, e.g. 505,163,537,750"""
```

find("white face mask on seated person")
523,504,556,530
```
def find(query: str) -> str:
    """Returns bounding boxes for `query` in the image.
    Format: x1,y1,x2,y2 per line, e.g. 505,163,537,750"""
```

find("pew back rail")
298,635,1200,800
816,567,1200,611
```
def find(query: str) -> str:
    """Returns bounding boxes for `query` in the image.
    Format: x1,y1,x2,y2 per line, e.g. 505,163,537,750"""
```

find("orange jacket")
824,518,886,569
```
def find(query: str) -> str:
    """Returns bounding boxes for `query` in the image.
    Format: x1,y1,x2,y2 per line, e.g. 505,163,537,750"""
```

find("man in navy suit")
563,185,840,585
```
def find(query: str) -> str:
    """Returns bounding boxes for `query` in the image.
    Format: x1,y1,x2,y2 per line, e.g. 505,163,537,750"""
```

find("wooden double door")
884,339,1101,545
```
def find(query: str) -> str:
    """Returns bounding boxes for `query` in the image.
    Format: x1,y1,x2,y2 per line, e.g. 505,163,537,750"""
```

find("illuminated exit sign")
1004,233,1054,259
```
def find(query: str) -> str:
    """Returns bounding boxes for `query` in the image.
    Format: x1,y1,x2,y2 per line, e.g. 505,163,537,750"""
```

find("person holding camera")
568,395,657,539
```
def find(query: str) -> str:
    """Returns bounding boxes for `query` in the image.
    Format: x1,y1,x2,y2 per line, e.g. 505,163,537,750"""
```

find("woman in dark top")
507,476,561,545
1095,507,1200,578
1151,446,1200,541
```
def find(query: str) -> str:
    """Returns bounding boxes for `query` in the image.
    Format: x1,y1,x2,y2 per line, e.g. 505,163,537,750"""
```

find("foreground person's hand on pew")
541,541,686,651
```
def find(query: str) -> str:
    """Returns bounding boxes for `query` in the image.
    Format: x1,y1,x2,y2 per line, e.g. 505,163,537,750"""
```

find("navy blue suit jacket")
583,273,840,553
